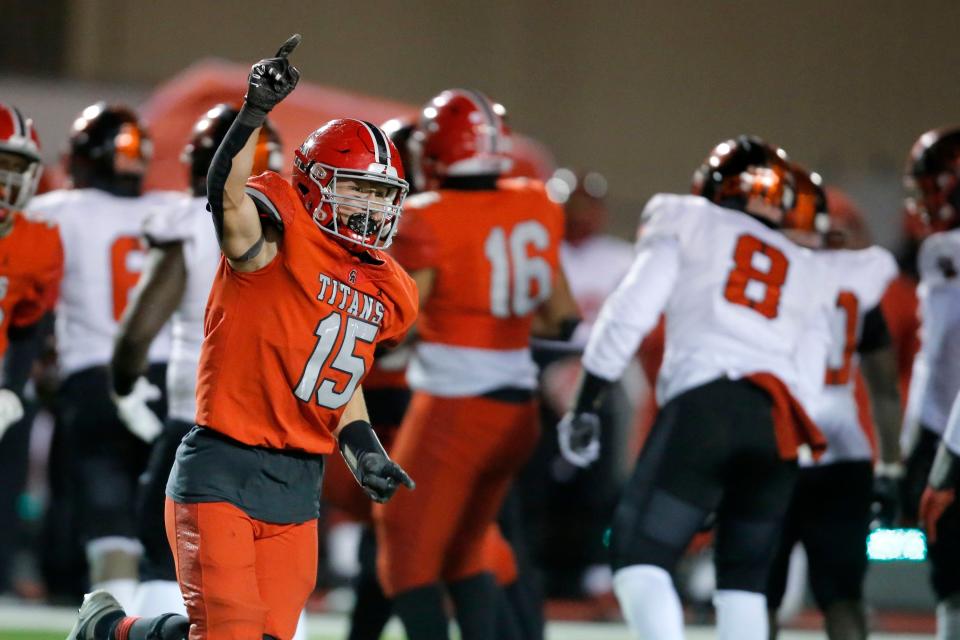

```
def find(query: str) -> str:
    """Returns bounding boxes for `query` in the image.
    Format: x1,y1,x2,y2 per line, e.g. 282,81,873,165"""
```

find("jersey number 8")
723,234,789,319
484,221,552,318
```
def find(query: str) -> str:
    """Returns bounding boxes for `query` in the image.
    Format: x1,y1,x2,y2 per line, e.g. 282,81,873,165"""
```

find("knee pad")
715,517,780,592
611,488,709,572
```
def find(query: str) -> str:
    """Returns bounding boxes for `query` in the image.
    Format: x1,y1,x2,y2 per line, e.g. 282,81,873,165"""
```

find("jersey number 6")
294,312,378,409
723,234,789,319
484,221,553,318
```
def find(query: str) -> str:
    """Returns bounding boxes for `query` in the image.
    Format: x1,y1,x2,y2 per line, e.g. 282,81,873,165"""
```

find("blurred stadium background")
2,0,959,637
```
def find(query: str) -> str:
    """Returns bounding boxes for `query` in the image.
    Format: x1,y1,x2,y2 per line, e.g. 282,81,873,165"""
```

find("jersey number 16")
484,221,553,318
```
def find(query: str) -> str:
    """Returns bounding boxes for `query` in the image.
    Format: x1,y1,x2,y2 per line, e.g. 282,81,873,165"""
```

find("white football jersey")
29,188,175,378
802,246,897,465
142,195,221,423
942,391,960,456
560,234,635,347
903,228,960,446
582,194,835,408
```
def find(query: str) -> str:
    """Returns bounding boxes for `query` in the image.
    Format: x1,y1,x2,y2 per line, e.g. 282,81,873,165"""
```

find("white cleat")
67,590,126,640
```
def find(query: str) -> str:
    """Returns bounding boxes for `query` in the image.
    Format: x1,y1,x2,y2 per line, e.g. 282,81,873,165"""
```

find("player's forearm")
3,315,49,396
111,246,187,395
861,347,903,464
335,386,371,436
532,270,581,340
206,110,262,241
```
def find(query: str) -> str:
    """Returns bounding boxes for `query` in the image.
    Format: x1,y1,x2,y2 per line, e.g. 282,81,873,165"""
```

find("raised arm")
206,34,301,272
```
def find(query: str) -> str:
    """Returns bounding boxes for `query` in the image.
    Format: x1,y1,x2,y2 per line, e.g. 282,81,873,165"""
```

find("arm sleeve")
858,304,892,354
794,279,836,409
581,234,679,381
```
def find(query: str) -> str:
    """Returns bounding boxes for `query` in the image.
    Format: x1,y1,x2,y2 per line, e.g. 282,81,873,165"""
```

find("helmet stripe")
462,89,499,154
360,120,390,167
10,106,24,138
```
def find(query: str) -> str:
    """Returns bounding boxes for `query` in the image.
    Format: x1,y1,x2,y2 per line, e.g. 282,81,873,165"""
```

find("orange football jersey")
0,211,63,356
391,178,564,350
195,172,418,454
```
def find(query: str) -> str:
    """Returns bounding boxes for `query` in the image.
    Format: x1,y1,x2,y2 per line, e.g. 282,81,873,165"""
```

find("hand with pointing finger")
245,34,302,117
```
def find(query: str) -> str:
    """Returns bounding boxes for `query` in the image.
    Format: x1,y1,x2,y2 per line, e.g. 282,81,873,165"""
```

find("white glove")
557,411,601,468
0,389,24,440
112,377,163,443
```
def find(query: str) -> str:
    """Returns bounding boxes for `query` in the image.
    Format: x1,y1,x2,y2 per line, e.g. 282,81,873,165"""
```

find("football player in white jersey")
28,103,173,612
559,136,835,640
106,104,284,620
766,171,901,640
900,126,960,639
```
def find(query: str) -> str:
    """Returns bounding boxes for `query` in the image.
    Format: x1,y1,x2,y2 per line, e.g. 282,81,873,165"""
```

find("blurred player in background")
561,136,835,640
534,168,636,599
766,169,901,640
29,103,170,612
0,104,63,594
900,126,960,640
108,104,282,620
378,88,578,640
68,35,417,640
0,103,62,438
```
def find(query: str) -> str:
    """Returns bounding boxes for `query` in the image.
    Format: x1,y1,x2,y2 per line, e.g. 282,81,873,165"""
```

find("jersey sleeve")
378,262,420,348
11,223,64,327
918,231,960,290
245,171,298,230
635,193,687,247
581,230,680,381
390,198,441,272
142,195,195,246
942,391,960,456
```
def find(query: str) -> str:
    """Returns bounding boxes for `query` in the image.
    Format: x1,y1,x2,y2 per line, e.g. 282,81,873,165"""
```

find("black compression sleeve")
857,305,892,354
205,104,266,239
573,370,614,414
339,420,387,467
4,314,51,396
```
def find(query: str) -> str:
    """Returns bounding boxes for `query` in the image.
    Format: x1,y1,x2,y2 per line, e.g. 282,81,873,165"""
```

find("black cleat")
67,590,125,640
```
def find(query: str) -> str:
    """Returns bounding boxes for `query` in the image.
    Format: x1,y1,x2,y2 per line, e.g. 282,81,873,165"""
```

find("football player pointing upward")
69,35,417,640
562,137,835,640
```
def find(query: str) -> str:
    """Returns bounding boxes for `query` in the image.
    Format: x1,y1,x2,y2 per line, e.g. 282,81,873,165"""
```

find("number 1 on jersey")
484,221,553,317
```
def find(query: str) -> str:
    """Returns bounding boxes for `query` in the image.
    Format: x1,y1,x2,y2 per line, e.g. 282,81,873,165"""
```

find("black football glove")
243,34,302,121
871,463,904,528
339,420,415,503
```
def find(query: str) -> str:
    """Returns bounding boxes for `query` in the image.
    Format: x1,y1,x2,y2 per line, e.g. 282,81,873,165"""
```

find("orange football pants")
164,498,317,640
373,392,539,596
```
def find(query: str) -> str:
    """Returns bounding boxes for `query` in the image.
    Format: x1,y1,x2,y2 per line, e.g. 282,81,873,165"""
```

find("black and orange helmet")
182,104,283,196
904,126,960,234
786,162,829,235
692,135,795,225
68,102,151,197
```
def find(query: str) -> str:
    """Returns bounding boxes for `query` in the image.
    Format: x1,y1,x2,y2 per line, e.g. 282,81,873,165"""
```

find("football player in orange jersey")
0,103,62,437
375,89,579,640
69,35,417,640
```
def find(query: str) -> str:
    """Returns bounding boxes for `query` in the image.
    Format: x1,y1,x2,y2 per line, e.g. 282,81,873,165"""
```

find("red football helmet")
0,103,42,213
692,135,796,227
182,104,283,196
293,119,409,250
904,126,960,233
411,89,512,190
